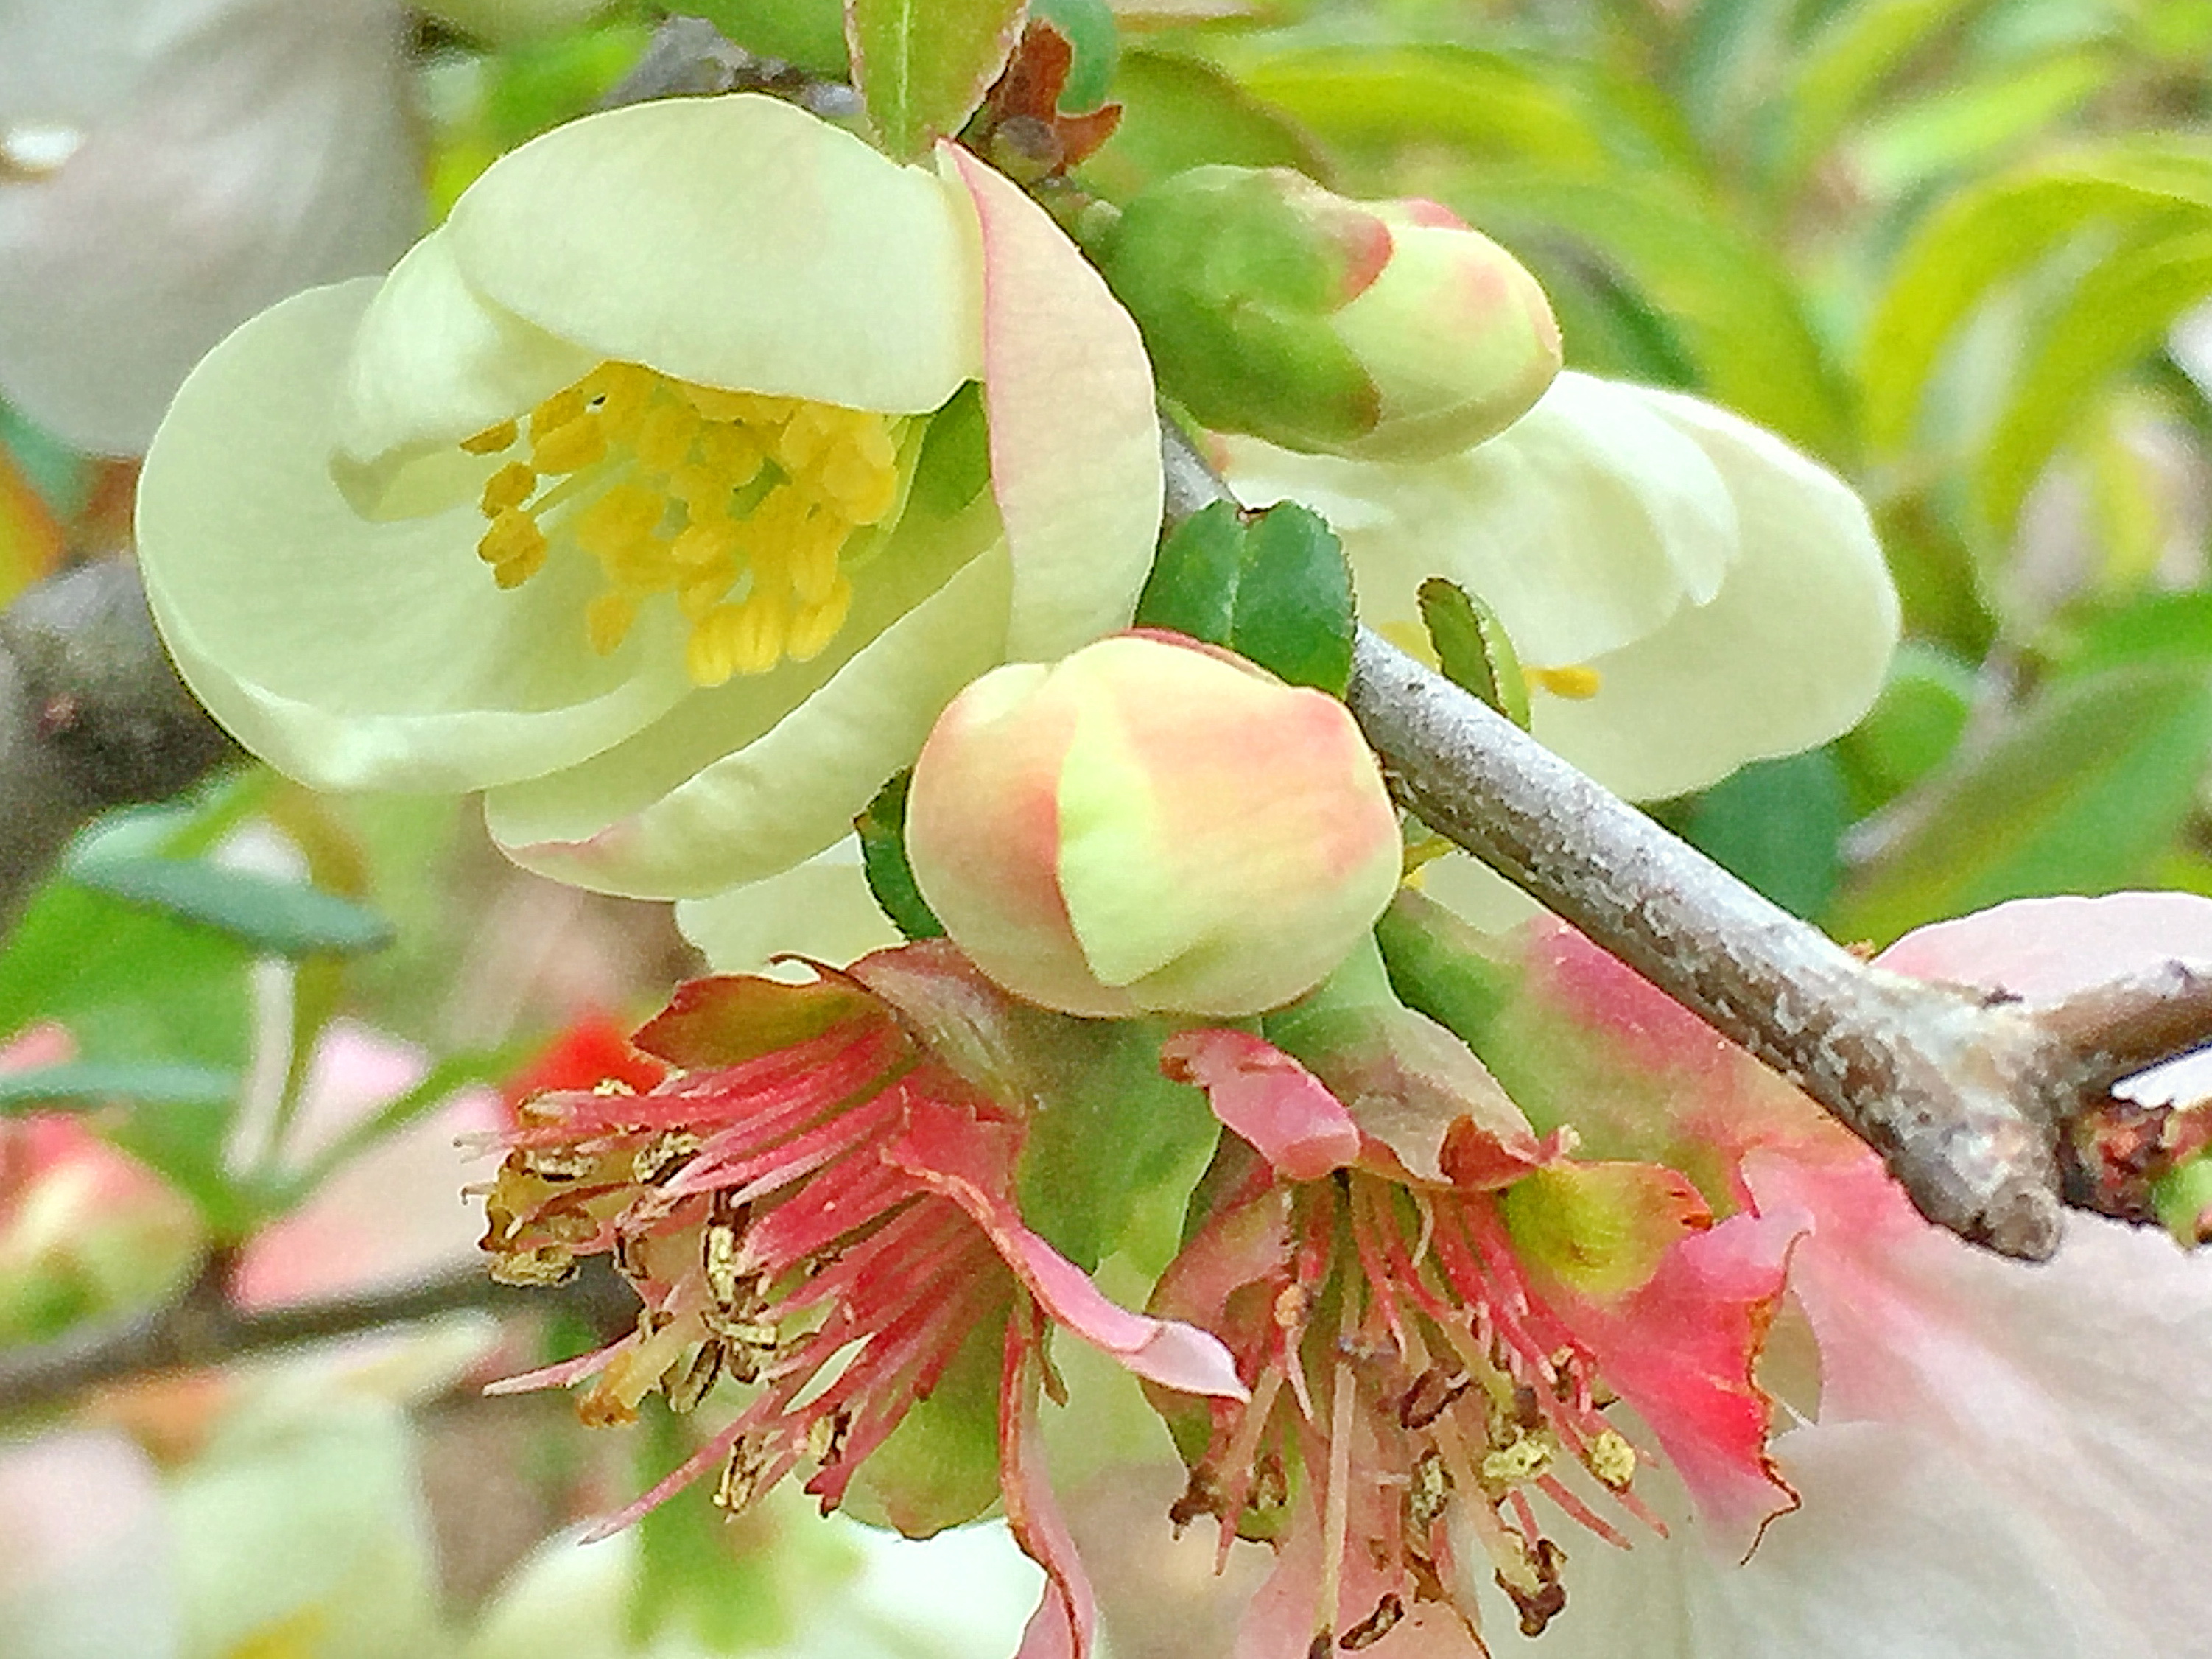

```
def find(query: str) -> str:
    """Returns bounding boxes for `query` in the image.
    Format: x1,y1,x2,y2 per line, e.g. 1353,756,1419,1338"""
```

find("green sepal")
1011,1012,1220,1274
840,1313,1006,1536
1416,576,1531,730
1101,165,1380,451
857,771,947,941
2153,1151,2212,1246
846,0,1027,162
1135,499,1355,695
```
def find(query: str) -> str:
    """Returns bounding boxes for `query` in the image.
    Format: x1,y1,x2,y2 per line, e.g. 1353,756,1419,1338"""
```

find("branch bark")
1166,424,2212,1260
0,557,236,929
0,1255,633,1418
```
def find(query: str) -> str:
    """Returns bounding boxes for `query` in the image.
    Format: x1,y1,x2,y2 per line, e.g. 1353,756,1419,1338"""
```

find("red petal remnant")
1161,1028,1363,1182
477,952,1240,1659
1159,1027,1800,1649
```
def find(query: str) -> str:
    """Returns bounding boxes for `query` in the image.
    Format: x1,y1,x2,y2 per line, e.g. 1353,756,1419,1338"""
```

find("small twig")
1166,425,2212,1260
0,1256,633,1417
0,557,236,930
603,14,860,120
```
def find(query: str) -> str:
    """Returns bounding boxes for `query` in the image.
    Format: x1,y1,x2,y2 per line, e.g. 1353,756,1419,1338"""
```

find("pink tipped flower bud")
906,633,1403,1017
1101,165,1562,462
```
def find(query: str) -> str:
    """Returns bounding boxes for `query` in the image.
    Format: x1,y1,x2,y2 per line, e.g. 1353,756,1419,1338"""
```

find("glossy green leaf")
1082,49,1330,203
0,1059,236,1112
0,882,252,1070
1827,664,2212,945
1416,577,1530,729
846,0,1027,161
1974,222,2212,535
63,849,395,959
1861,138,2212,454
857,771,946,941
1682,750,1850,922
1134,499,1355,695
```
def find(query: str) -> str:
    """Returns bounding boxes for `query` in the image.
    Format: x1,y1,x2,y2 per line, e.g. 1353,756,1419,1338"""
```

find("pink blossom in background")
231,1019,506,1310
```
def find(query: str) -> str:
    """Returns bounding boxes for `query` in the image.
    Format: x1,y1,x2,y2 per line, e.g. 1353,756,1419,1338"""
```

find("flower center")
460,362,905,687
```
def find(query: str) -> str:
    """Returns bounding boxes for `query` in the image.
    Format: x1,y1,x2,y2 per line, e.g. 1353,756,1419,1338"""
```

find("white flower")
136,94,1161,900
1222,371,1900,802
0,0,421,455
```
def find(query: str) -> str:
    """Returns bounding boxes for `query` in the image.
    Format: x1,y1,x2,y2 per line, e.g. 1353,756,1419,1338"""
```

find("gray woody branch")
0,558,234,927
1164,428,2212,1262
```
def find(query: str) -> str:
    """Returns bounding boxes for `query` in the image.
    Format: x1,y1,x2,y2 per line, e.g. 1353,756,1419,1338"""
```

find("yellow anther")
786,576,852,663
635,402,703,474
695,423,765,485
530,385,587,440
532,413,607,475
670,519,740,570
460,418,518,455
463,361,901,688
480,461,537,517
478,508,546,569
684,385,794,424
582,362,654,438
586,592,638,656
679,565,737,620
576,483,664,563
668,464,732,519
493,544,546,589
1527,664,1604,700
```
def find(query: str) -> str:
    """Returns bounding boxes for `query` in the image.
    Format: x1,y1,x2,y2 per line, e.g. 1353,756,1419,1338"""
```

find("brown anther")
1398,1367,1472,1430
664,1341,725,1414
1340,1595,1405,1651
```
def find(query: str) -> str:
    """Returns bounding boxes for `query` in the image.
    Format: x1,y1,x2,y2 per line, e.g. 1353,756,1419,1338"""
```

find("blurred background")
4,0,2211,1652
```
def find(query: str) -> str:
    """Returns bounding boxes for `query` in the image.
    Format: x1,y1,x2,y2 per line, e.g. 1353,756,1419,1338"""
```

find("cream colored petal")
335,227,596,491
447,94,980,413
1529,387,1896,800
488,536,1014,897
1223,371,1736,668
137,280,691,793
674,839,902,975
0,0,420,455
941,147,1162,659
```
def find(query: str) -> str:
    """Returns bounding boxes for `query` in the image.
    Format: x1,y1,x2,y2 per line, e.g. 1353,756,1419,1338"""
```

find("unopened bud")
905,632,1402,1017
1101,166,1561,462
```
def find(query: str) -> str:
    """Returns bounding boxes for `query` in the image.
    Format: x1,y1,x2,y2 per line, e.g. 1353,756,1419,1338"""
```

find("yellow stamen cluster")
461,362,904,687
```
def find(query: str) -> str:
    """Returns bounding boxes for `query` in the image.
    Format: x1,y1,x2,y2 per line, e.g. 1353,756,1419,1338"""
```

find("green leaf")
1030,0,1117,110
1682,750,1850,922
688,0,852,76
2057,590,2212,678
1827,664,2212,946
1860,137,2212,455
1835,642,1976,813
0,881,253,1070
0,1059,236,1111
1134,499,1355,695
1766,0,2001,191
855,771,946,941
1416,577,1530,729
1013,1012,1218,1276
1453,169,1850,457
631,1406,792,1649
1231,42,1698,178
1849,49,2111,203
1974,222,2212,535
846,0,1027,161
1081,49,1330,203
63,849,395,959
